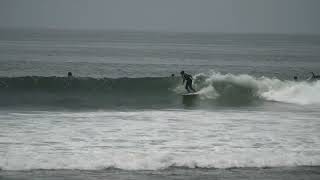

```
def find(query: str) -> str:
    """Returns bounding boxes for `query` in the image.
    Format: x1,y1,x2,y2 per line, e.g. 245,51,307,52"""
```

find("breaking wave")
0,71,319,109
188,71,320,105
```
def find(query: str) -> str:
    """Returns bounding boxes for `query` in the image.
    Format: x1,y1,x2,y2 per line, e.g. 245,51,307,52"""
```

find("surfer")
307,72,320,81
180,71,196,93
311,72,320,79
68,72,73,77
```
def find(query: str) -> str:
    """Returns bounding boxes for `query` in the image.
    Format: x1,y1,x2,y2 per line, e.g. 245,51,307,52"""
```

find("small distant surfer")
68,72,73,78
311,72,320,80
180,71,196,93
65,72,74,88
307,72,320,81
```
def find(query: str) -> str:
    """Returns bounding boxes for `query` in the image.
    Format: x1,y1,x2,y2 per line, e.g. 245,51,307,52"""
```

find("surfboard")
182,92,199,96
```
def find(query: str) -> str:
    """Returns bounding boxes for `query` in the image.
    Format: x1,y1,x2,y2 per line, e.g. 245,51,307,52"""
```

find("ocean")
0,29,320,180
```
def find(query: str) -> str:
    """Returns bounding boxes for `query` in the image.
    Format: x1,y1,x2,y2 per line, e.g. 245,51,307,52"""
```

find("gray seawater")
0,29,320,179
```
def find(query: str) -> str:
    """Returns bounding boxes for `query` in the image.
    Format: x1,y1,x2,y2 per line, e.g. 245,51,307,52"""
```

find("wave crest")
189,71,320,105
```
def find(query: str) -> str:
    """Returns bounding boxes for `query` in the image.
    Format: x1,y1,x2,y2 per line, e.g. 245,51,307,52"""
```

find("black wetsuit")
182,73,196,92
311,72,320,80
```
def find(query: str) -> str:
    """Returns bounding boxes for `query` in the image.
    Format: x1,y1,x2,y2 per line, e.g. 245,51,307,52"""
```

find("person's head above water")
68,72,72,77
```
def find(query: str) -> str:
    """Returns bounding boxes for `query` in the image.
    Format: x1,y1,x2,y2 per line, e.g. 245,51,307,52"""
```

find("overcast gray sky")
1,0,319,33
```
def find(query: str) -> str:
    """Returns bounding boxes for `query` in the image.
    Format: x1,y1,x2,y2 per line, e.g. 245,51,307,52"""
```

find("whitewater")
1,108,320,170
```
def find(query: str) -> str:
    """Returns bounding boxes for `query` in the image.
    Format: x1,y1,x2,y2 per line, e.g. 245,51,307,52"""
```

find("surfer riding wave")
180,71,196,93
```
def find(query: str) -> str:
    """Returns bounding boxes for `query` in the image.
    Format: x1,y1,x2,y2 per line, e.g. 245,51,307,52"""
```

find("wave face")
1,72,320,109
0,76,180,109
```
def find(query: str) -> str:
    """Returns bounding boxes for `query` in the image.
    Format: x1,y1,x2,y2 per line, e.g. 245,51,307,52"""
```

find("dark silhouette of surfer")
180,71,196,93
65,72,74,88
310,72,320,80
68,72,73,77
306,72,320,81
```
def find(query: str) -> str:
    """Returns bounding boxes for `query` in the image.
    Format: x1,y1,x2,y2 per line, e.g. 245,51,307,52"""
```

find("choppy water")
0,29,320,179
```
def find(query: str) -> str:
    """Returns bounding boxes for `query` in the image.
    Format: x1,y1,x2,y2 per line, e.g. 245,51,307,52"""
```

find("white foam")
2,148,319,170
261,81,320,105
1,110,320,170
192,71,320,105
196,85,219,99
